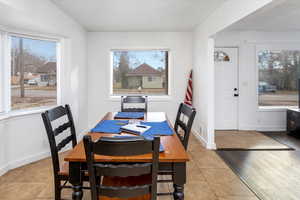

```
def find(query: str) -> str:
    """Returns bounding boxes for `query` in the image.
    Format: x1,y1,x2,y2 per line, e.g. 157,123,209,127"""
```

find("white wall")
0,120,6,174
0,0,87,175
215,31,300,131
87,32,192,128
192,0,273,149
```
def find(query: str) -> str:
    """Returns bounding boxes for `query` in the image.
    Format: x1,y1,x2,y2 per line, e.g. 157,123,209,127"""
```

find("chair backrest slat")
174,103,196,150
93,136,153,156
53,122,71,136
180,103,195,117
56,135,73,152
99,185,151,199
84,135,159,200
94,163,152,177
176,120,187,133
122,96,146,103
41,104,77,177
47,106,67,121
121,96,148,112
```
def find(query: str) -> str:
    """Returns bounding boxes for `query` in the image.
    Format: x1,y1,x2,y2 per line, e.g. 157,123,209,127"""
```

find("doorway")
215,47,239,130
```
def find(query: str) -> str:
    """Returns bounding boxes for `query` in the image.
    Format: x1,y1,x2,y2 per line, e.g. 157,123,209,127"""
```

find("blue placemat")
113,135,165,152
114,112,144,119
141,121,174,137
91,120,128,134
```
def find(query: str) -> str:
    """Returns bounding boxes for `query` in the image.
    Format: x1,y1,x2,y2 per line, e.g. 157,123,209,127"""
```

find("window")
0,31,60,114
10,35,58,110
258,49,300,107
112,50,168,95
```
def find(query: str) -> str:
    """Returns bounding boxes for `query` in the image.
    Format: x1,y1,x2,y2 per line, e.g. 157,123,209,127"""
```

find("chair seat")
99,174,152,200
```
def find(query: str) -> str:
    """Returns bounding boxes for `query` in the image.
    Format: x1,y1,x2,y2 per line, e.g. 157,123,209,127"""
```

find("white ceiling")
226,0,300,32
52,0,226,32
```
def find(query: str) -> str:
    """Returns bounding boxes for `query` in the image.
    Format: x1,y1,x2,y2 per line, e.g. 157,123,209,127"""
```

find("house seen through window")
258,50,300,107
112,50,168,95
10,35,58,110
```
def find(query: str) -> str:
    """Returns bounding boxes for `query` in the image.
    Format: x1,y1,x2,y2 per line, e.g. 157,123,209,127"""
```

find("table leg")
72,185,83,200
173,163,186,200
69,162,83,200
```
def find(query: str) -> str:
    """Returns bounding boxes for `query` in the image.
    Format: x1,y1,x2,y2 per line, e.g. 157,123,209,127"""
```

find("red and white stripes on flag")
184,70,193,106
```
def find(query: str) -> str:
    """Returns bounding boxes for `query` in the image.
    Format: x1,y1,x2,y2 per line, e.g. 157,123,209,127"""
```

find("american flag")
184,70,193,106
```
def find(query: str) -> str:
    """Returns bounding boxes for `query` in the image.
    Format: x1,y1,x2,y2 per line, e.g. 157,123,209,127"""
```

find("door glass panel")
214,51,230,62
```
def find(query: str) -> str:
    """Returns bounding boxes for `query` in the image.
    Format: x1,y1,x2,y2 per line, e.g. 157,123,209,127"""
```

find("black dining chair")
121,96,148,112
174,103,196,150
41,104,89,200
83,135,159,200
158,103,196,196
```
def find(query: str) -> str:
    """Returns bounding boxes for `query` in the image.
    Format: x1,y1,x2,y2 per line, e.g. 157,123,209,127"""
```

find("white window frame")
0,29,63,117
256,43,300,110
109,49,171,98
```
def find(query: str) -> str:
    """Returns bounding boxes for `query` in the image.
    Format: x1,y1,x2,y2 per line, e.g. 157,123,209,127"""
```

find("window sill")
258,106,296,112
108,95,172,102
0,105,57,121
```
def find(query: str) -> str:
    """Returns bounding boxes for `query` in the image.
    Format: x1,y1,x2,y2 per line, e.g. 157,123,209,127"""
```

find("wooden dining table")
64,112,189,200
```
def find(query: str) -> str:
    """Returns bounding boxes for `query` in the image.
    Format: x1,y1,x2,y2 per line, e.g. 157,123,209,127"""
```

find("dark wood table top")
64,112,189,163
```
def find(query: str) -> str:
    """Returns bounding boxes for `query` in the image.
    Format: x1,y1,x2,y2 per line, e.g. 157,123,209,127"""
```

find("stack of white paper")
120,124,151,135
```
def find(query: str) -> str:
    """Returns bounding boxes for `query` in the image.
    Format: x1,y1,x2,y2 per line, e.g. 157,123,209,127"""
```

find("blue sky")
113,50,167,69
11,36,57,61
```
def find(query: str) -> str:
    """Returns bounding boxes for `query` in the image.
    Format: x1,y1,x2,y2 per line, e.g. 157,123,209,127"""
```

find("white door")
215,48,239,130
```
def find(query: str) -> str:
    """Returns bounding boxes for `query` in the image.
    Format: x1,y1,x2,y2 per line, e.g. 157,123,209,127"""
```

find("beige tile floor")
0,134,258,200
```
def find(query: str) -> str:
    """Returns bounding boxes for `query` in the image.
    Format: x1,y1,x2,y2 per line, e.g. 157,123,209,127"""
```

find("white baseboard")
238,125,257,131
229,124,286,132
0,130,88,177
9,151,51,170
207,141,217,150
256,126,286,132
0,151,51,177
192,129,216,150
192,130,207,147
0,164,9,176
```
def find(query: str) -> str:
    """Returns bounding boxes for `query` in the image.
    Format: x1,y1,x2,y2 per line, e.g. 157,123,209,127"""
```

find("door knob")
233,88,239,97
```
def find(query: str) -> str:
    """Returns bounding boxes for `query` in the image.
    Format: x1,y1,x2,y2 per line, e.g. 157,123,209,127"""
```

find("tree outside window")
258,50,300,106
10,36,58,110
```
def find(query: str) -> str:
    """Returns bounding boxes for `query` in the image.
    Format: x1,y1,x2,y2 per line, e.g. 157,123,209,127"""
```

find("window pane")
258,50,300,106
10,36,57,110
112,50,168,95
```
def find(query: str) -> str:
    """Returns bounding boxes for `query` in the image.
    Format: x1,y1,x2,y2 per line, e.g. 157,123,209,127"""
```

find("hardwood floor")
218,132,300,200
217,150,300,200
0,134,258,200
262,132,300,150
